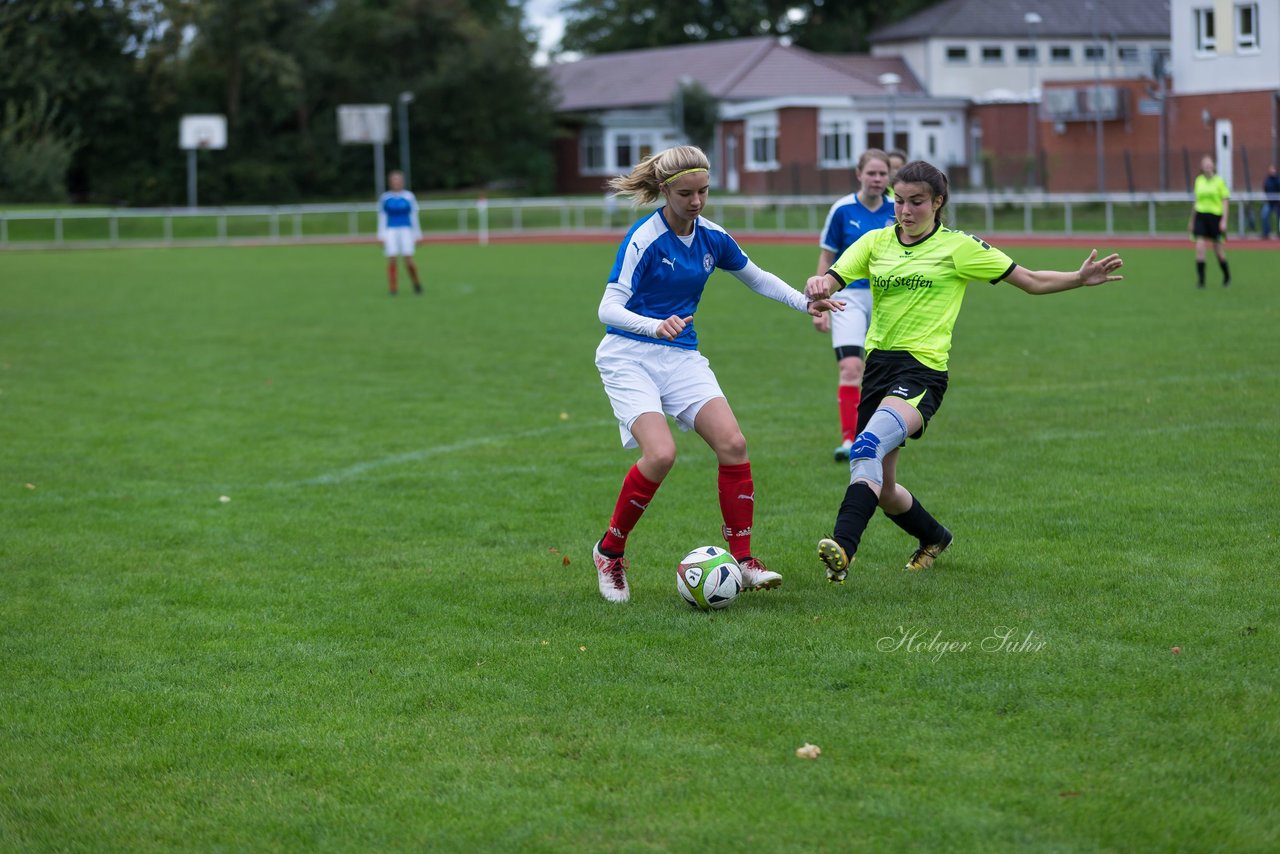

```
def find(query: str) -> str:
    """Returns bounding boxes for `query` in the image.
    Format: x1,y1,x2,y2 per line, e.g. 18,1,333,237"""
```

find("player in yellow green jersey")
803,160,1125,581
1188,154,1231,288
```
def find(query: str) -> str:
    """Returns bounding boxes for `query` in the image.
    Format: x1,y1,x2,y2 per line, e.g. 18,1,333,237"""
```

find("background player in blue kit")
590,145,841,603
377,170,423,295
812,149,897,462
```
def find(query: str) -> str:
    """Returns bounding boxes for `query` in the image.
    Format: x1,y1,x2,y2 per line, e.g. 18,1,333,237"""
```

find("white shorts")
382,228,417,257
831,287,872,354
595,334,724,449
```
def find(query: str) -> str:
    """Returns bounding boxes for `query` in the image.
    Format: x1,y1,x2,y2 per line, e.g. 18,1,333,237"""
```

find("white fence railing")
2,193,1276,248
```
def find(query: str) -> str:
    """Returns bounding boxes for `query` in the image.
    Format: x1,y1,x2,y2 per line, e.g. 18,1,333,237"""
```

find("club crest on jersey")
703,253,714,272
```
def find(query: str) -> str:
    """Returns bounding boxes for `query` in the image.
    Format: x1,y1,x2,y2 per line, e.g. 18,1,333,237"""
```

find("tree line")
0,0,936,206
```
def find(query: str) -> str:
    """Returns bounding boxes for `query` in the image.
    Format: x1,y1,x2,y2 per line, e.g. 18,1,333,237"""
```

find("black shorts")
857,350,949,439
1193,211,1223,240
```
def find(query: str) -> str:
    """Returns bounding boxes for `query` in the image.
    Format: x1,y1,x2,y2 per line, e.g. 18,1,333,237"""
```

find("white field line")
291,419,615,486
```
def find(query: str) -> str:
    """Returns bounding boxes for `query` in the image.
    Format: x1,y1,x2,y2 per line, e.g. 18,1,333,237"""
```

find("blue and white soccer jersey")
377,190,421,257
820,193,896,353
595,210,749,448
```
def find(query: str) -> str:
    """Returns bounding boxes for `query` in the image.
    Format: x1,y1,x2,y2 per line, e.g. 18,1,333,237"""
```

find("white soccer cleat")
738,556,782,590
593,542,631,603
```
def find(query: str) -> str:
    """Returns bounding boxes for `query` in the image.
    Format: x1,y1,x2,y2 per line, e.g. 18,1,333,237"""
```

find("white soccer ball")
676,546,743,611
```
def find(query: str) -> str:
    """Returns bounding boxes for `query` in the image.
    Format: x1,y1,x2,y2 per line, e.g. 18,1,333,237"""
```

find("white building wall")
1170,0,1280,94
875,37,1169,101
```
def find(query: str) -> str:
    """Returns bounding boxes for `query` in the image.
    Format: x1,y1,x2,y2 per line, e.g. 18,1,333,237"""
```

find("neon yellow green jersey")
1194,174,1230,215
830,223,1016,371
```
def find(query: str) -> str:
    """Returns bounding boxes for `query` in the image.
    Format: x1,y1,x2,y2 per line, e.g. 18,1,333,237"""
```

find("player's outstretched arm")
1005,249,1124,295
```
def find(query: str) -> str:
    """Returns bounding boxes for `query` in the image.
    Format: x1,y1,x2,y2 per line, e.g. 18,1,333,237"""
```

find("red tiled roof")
548,37,920,112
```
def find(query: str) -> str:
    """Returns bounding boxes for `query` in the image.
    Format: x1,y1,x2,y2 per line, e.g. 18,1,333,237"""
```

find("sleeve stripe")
991,262,1017,284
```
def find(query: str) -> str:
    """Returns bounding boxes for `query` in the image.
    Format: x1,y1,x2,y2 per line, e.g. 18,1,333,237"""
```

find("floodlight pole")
1025,11,1042,188
374,143,386,197
398,91,414,189
187,149,198,208
1090,0,1105,193
879,72,901,153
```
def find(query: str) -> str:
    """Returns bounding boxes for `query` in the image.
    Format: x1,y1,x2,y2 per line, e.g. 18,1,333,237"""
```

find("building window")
945,45,968,63
1236,3,1259,50
1084,44,1106,62
612,132,655,171
1117,45,1141,64
581,128,605,174
1195,8,1216,53
1050,44,1072,63
865,120,885,152
614,133,635,171
1016,45,1038,63
981,45,1003,63
819,120,853,168
747,121,778,170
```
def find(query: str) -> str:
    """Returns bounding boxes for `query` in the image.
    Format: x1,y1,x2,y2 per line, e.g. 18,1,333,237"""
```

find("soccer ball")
676,546,743,611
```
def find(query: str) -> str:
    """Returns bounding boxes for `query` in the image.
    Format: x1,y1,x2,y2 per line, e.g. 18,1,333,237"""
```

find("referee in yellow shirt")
1189,155,1231,288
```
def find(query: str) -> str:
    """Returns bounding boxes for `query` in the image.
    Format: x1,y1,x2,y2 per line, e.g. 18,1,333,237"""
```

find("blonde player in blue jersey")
813,149,897,462
377,170,422,295
590,145,842,603
804,160,1125,582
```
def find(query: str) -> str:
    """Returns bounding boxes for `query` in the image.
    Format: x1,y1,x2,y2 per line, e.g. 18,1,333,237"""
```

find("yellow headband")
663,167,709,184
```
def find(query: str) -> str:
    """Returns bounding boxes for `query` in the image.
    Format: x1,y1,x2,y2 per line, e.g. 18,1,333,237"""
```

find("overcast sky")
525,0,569,65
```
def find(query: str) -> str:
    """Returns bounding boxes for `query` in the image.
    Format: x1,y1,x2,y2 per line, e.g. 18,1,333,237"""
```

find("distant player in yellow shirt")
804,160,1125,582
1188,155,1231,288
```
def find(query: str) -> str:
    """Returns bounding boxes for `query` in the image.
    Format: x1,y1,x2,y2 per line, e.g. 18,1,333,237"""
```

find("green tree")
561,0,941,55
0,92,79,202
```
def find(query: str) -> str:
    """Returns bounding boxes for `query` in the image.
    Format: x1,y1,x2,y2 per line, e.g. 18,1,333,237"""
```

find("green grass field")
2,239,1278,851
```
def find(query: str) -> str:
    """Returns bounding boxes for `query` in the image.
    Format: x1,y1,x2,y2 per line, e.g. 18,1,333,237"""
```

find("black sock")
1196,260,1205,285
833,482,879,557
885,496,946,546
1219,260,1230,283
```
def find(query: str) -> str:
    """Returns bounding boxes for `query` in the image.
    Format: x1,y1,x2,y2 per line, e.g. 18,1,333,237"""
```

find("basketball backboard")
180,114,228,150
337,105,391,145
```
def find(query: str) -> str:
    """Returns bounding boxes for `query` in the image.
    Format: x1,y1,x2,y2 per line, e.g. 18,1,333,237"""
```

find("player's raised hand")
656,315,694,340
1078,249,1125,287
805,274,837,301
806,298,843,319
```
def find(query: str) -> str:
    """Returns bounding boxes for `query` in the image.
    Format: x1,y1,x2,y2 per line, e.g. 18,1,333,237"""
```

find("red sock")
718,462,754,560
387,260,398,293
838,385,861,443
405,259,420,286
600,465,661,554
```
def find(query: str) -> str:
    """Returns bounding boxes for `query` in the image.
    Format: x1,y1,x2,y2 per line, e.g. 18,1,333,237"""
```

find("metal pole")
1025,12,1041,187
1092,1,1105,192
398,92,414,189
374,143,386,197
187,149,197,208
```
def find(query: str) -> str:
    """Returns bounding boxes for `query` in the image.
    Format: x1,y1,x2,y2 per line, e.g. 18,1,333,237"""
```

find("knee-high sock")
833,482,879,558
884,495,946,546
838,385,861,443
387,260,398,292
717,461,754,560
600,465,661,555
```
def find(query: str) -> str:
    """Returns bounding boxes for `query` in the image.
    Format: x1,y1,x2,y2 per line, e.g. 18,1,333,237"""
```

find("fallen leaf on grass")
562,555,571,566
795,743,821,760
24,483,36,490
